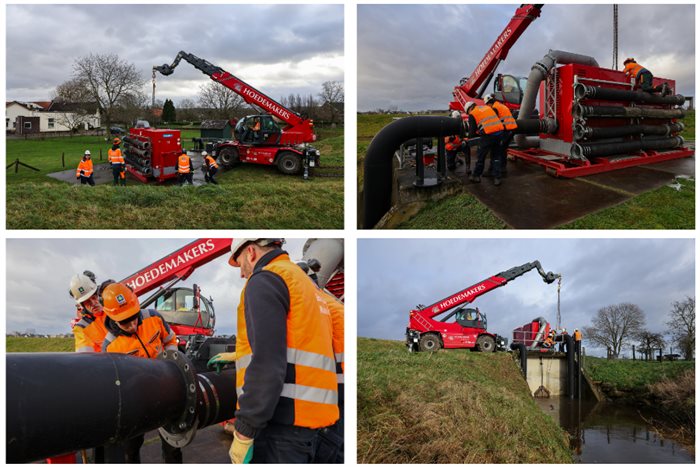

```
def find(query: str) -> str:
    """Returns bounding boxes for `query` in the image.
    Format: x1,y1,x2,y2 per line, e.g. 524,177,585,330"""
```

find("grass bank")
358,338,573,463
7,127,343,229
6,336,73,352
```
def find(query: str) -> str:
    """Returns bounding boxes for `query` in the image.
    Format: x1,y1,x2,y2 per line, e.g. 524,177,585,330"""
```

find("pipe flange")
159,350,198,435
159,419,199,449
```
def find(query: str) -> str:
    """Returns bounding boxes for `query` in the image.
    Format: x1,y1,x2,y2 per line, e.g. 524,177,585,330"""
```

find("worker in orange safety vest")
202,151,219,185
623,58,670,95
108,138,126,186
76,150,95,186
100,282,181,463
484,94,517,179
223,238,339,464
465,102,505,186
177,152,194,186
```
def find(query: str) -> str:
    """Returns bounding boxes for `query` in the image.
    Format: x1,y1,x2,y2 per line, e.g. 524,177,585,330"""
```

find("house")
200,119,235,140
6,100,101,134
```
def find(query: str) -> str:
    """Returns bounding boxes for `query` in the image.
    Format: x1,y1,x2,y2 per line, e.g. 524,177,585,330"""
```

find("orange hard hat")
102,283,140,322
113,138,121,145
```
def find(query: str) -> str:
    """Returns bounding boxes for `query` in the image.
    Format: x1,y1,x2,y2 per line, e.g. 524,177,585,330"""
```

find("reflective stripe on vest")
205,155,219,169
108,149,124,165
472,106,505,135
178,155,191,173
624,63,646,79
337,374,344,384
492,102,518,130
76,345,94,353
235,253,339,429
76,160,94,177
104,310,176,357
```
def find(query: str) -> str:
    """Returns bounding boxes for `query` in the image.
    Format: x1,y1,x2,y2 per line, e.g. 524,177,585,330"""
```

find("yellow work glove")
229,431,254,464
207,352,237,374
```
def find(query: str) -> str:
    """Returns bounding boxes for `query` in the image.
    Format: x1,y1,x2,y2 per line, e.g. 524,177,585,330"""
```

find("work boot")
469,174,481,183
494,177,502,186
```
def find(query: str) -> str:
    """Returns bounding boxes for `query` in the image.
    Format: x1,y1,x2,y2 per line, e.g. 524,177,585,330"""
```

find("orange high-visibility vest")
492,101,518,130
73,312,107,352
103,309,177,357
76,159,94,177
574,330,582,342
624,62,647,80
178,154,191,174
108,148,124,165
444,135,461,151
205,155,219,169
236,253,339,429
471,106,505,135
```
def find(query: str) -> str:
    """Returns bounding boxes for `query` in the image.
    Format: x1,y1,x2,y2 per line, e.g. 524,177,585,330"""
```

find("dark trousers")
205,166,218,184
103,432,182,463
315,399,344,463
178,173,193,185
638,70,654,92
446,149,458,170
80,175,95,186
497,131,513,175
473,133,501,178
253,424,319,463
111,165,126,186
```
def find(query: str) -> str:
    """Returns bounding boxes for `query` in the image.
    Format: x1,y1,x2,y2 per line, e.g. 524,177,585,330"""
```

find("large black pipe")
574,122,684,141
510,343,527,378
571,136,684,159
126,145,152,157
122,136,151,149
574,83,686,106
515,119,558,135
7,352,236,463
363,116,462,229
565,335,575,400
575,104,686,119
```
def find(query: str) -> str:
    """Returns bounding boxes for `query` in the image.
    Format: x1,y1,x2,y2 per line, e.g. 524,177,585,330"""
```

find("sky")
358,238,694,356
358,4,695,111
6,4,344,104
5,238,323,336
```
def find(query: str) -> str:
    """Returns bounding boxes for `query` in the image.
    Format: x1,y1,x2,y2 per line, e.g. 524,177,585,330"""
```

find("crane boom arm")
154,51,304,126
418,260,559,319
454,4,543,104
121,238,233,296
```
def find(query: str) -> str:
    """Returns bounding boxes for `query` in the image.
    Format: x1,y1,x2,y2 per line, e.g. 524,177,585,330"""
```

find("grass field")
6,127,343,229
6,336,73,352
358,112,695,229
583,356,694,391
358,338,573,463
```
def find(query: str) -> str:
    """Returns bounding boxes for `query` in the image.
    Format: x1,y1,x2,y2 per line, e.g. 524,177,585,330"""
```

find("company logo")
78,286,85,294
116,294,126,305
468,27,512,88
438,284,488,311
241,87,292,121
163,134,173,138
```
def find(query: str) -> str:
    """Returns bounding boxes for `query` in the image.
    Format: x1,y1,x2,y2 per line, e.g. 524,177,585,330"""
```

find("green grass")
583,356,694,391
6,127,343,229
396,193,508,229
358,338,573,463
7,336,73,352
680,109,695,140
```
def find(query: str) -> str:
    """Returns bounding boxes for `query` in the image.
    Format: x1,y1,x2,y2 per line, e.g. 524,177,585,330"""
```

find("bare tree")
111,91,149,127
637,331,665,361
583,303,646,358
52,78,96,134
667,296,695,360
198,82,245,120
178,98,200,123
319,81,344,123
69,53,146,130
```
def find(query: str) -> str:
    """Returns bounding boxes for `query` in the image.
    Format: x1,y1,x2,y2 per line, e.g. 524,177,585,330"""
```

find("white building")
6,100,101,134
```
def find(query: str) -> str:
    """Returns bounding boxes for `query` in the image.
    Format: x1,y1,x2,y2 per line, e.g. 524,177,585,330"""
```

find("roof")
6,101,46,111
200,120,231,130
48,101,99,112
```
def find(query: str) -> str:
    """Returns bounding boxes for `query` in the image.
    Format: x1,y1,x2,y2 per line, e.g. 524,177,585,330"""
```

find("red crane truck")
450,4,543,114
153,51,320,177
406,260,560,353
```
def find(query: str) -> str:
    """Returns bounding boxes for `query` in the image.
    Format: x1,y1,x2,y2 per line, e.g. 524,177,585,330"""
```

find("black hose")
574,122,684,141
565,335,575,399
363,116,463,229
575,104,686,119
515,119,558,135
126,145,152,157
510,343,527,378
574,83,686,106
571,136,684,158
122,136,151,149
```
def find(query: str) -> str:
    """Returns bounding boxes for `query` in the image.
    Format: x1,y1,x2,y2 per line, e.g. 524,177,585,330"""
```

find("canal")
536,397,694,463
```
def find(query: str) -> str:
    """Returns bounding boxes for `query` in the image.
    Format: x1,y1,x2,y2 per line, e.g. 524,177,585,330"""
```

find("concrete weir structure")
522,350,600,400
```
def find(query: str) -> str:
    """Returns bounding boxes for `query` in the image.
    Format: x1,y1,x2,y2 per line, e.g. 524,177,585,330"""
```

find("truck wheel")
218,147,240,168
276,151,301,175
476,335,496,352
419,334,441,352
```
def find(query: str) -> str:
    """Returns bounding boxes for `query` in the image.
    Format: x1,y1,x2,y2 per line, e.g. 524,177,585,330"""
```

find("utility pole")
613,5,619,70
152,68,157,109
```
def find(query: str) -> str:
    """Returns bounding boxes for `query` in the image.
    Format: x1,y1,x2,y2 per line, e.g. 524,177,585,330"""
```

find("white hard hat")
84,150,91,155
483,94,495,104
450,110,461,119
229,238,285,266
464,102,476,113
201,151,208,156
69,273,97,304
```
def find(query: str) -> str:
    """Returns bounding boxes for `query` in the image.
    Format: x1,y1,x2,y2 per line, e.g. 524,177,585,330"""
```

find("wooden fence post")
62,152,65,168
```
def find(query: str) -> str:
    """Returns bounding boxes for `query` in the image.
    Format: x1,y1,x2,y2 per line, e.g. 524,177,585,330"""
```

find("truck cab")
493,74,528,107
234,115,282,144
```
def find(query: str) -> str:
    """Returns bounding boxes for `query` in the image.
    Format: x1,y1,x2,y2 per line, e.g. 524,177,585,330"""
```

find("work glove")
207,352,237,373
229,431,253,464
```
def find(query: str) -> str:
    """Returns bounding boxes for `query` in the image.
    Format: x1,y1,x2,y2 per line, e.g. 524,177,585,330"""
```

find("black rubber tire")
276,151,302,175
218,146,240,168
419,334,441,352
476,335,496,352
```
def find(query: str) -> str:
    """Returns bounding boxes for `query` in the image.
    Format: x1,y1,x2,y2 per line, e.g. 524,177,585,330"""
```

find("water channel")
535,397,693,463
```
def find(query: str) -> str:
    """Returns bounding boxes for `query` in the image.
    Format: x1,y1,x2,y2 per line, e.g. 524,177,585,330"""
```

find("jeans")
253,424,319,463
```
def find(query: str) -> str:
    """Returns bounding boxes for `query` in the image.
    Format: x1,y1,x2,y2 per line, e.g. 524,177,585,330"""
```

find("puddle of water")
535,397,694,464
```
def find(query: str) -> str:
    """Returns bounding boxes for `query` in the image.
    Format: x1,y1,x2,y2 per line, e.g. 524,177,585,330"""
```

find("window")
5,118,9,128
24,121,32,129
48,118,55,129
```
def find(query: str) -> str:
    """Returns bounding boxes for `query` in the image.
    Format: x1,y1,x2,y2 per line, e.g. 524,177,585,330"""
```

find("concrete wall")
526,354,568,396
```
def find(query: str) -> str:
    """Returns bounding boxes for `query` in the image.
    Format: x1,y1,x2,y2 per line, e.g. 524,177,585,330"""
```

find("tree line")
583,297,695,360
53,53,344,130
